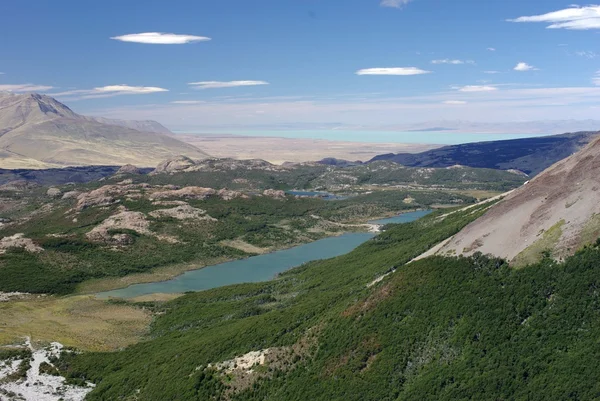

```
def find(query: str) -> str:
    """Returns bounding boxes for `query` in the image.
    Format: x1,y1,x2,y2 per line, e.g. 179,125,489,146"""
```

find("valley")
0,96,599,400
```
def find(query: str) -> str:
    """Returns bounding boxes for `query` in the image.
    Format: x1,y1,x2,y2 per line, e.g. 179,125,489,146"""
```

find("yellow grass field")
0,295,152,351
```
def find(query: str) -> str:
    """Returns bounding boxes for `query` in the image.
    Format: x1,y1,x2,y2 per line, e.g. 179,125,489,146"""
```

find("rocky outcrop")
86,210,152,244
150,156,197,175
62,190,81,200
149,205,217,221
150,186,216,201
217,189,248,200
0,233,43,254
46,187,62,198
263,189,286,199
114,164,142,176
0,180,38,192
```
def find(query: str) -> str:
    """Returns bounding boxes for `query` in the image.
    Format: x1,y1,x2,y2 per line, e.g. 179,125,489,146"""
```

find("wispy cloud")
89,86,600,128
508,5,600,30
111,32,211,44
514,62,538,71
49,84,168,100
171,100,205,104
0,84,54,92
380,0,413,9
442,100,467,105
0,72,4,75
188,81,269,89
575,50,598,59
483,70,501,74
593,71,600,86
356,67,431,75
457,85,498,92
431,59,475,65
487,47,496,51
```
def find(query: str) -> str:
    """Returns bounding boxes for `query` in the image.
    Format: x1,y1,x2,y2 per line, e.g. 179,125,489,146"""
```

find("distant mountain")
0,166,154,186
370,131,599,176
423,134,600,266
0,93,209,168
85,116,172,135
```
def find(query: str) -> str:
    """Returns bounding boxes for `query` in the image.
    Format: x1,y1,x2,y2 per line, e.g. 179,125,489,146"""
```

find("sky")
1,0,600,132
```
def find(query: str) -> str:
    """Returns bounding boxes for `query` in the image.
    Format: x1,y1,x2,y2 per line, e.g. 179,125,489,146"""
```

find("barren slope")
0,93,209,168
430,135,600,265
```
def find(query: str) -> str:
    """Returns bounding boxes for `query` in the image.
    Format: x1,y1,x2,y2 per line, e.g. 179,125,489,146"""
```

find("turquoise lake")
96,210,429,299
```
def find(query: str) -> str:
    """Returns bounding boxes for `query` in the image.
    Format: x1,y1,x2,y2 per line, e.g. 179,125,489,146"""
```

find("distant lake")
181,130,543,145
370,209,433,225
287,190,347,200
96,210,430,299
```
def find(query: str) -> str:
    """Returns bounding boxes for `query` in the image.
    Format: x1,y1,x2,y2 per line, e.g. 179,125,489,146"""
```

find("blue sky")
1,0,600,131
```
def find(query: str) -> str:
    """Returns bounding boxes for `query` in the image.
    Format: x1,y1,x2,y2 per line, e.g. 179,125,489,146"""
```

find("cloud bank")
111,32,211,44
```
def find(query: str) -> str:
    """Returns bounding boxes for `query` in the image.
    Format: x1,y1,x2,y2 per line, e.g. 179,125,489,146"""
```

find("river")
96,210,431,299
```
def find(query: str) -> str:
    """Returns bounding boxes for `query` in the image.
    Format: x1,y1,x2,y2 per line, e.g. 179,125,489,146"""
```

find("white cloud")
593,71,600,86
514,62,538,71
487,47,496,51
380,0,413,8
457,85,498,92
188,80,269,89
483,70,501,74
575,50,598,59
356,67,431,75
171,100,205,104
0,84,54,92
443,100,467,105
431,59,475,65
111,32,211,44
508,5,600,30
48,84,168,100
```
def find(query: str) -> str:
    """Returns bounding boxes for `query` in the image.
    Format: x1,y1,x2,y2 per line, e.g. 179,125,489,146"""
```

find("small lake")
287,190,347,200
96,210,429,299
370,209,433,225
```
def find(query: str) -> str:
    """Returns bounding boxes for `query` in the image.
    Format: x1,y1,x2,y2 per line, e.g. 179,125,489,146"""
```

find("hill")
370,131,598,176
422,135,600,266
0,93,209,168
55,204,600,400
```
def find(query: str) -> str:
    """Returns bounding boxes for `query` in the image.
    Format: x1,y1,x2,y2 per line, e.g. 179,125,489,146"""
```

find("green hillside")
56,203,600,400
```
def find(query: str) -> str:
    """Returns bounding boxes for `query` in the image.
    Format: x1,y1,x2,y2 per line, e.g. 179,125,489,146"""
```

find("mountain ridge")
423,134,600,265
370,131,599,176
0,92,208,168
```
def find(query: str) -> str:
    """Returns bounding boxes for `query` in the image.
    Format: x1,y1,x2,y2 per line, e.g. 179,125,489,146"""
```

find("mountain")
370,131,598,176
0,92,209,168
424,134,600,266
84,116,172,135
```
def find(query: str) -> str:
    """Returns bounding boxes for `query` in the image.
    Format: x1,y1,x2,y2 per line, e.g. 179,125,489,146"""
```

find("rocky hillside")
147,156,527,192
370,131,598,176
0,93,209,168
425,135,600,265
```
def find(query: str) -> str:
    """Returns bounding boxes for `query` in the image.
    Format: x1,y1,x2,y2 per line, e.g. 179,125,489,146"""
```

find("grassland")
0,295,150,351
